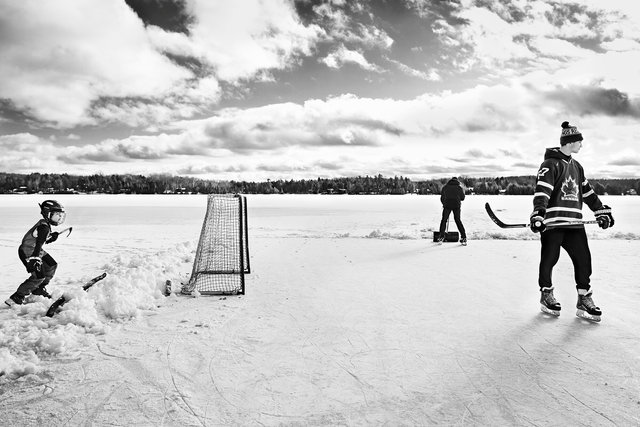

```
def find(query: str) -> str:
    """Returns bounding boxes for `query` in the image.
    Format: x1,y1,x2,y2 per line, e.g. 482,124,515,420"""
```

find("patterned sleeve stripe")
582,179,589,186
534,192,550,199
583,189,595,198
547,206,583,214
536,181,554,190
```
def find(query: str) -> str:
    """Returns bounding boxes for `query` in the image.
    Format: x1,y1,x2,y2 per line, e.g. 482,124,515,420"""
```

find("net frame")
182,194,250,295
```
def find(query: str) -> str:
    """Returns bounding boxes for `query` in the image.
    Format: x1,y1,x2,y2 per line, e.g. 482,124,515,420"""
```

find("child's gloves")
530,209,546,233
46,231,59,244
595,205,614,229
26,256,42,273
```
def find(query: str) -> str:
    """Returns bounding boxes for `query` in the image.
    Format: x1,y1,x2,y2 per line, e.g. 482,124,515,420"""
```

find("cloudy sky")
1,0,639,181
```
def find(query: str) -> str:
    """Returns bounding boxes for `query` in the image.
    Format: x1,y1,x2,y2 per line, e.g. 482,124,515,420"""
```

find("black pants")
538,227,592,292
439,207,466,238
15,248,57,298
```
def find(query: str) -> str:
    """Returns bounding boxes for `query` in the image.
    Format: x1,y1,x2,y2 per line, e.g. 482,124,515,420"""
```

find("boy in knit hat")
530,121,614,322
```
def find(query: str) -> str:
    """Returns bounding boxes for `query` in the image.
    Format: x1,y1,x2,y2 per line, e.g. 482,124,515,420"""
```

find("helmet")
40,200,66,225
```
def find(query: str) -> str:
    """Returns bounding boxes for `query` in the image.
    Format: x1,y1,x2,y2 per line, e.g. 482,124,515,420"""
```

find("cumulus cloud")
0,133,58,172
162,97,408,155
176,164,249,176
609,157,640,167
56,133,194,164
181,0,323,81
0,1,193,128
312,1,393,50
0,133,43,151
321,45,383,71
1,0,639,180
464,149,496,159
0,0,323,129
388,59,441,81
433,0,639,79
543,86,640,117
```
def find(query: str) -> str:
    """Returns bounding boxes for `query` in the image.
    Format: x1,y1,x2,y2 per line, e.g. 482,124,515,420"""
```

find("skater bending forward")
530,122,614,321
4,200,66,307
438,177,467,245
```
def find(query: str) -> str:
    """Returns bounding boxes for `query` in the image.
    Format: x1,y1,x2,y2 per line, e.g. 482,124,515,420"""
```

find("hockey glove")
26,256,42,273
46,231,59,244
530,209,546,233
595,205,614,229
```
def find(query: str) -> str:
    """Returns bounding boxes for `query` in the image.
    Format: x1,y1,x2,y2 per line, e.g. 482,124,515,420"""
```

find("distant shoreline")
1,172,638,196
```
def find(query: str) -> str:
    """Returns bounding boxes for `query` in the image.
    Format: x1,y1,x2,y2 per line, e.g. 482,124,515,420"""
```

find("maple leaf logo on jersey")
561,177,579,201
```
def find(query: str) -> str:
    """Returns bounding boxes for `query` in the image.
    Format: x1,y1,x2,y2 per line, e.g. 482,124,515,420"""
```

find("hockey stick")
45,272,107,317
46,227,73,244
484,203,598,229
484,203,528,228
58,226,73,237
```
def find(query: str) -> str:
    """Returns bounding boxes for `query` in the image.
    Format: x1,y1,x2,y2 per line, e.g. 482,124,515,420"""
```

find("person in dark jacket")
438,177,467,245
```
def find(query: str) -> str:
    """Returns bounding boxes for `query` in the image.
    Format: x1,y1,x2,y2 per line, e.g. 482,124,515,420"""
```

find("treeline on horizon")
0,172,638,196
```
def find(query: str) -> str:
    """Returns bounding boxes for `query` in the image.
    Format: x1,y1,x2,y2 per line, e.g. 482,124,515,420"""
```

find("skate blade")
4,298,20,307
576,309,601,322
540,305,560,316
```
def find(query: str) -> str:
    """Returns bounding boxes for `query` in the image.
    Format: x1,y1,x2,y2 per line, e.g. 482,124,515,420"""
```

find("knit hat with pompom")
560,121,583,145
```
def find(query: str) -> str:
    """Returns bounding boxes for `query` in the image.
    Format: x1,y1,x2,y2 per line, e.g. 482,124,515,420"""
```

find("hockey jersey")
533,148,603,227
19,219,51,258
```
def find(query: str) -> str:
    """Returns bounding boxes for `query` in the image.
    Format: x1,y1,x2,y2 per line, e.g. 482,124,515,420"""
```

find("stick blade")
45,272,107,317
45,297,65,317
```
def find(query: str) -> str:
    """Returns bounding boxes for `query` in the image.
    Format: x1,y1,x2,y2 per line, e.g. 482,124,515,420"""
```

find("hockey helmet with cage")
39,200,66,225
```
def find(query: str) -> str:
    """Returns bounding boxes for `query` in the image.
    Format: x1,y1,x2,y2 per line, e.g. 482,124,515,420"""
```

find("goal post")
182,194,250,295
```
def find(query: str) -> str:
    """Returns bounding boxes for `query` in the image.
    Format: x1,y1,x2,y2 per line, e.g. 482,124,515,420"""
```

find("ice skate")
460,237,467,246
576,294,601,322
540,288,561,316
4,294,24,307
436,235,445,245
31,285,52,299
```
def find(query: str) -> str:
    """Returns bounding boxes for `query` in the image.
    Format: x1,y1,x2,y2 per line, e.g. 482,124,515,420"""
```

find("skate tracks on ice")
1,239,639,426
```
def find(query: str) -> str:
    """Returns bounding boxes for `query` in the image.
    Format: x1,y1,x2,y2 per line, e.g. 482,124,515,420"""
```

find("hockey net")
182,194,250,295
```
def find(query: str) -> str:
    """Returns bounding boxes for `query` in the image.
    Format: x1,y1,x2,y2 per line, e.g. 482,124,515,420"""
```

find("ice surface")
1,194,639,425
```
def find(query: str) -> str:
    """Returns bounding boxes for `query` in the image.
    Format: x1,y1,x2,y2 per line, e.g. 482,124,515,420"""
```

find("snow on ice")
1,241,194,380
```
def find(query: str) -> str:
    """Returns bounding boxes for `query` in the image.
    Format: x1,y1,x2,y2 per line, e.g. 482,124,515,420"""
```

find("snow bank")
0,242,194,381
284,228,639,241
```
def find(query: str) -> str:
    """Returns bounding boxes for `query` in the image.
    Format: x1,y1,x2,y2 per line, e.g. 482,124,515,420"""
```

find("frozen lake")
2,192,636,303
1,193,639,425
2,193,637,240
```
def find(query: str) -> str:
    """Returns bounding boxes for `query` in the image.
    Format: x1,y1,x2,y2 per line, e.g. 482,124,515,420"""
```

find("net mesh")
182,194,249,295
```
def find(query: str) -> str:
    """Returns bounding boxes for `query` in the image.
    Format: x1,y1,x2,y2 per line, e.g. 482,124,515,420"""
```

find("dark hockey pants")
439,207,466,239
538,227,592,293
15,249,57,298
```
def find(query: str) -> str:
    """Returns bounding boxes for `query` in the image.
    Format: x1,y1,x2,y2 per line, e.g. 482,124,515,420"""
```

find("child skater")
530,122,614,322
4,200,66,306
